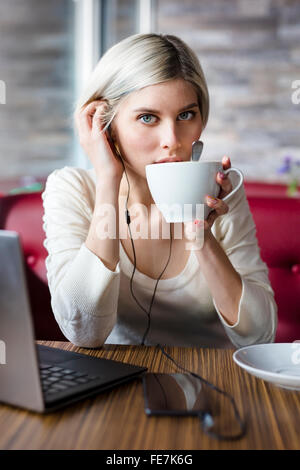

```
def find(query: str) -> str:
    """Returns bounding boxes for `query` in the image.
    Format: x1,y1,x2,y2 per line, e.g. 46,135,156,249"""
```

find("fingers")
216,156,232,197
91,104,107,138
184,197,228,248
185,195,229,238
216,170,232,194
222,155,231,170
206,195,229,219
185,157,231,236
75,102,96,134
183,219,206,250
184,220,199,241
76,100,107,139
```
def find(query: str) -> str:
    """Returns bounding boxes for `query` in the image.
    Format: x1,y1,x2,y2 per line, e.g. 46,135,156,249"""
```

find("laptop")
0,230,147,413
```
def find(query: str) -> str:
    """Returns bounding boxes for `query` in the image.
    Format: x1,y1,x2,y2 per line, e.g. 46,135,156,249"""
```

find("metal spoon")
191,140,204,161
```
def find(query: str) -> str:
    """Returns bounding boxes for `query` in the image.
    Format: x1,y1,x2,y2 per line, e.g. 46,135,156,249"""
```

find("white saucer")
233,343,300,391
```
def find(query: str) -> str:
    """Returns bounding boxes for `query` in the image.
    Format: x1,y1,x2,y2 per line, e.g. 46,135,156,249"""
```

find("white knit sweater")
42,166,277,349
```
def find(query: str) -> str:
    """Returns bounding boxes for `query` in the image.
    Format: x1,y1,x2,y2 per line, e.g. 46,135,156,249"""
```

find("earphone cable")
118,153,173,345
126,203,173,345
156,343,247,440
115,149,152,320
119,155,246,440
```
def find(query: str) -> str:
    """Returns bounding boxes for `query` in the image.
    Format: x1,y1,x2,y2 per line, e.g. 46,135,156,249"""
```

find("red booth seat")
0,182,299,342
244,182,300,343
0,192,65,340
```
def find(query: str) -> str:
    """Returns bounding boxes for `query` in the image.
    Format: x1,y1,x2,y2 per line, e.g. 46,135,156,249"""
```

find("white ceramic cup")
145,161,244,223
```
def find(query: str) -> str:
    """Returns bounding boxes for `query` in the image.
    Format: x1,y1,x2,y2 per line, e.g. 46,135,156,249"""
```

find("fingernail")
194,219,204,227
207,196,218,205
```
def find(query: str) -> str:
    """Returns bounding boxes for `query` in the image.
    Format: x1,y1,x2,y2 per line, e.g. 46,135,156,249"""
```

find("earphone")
106,125,247,440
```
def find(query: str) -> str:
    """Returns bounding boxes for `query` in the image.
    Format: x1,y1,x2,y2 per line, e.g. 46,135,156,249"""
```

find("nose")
160,122,182,155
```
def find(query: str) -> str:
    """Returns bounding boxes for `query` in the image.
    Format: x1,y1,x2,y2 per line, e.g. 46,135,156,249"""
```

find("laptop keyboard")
39,363,101,398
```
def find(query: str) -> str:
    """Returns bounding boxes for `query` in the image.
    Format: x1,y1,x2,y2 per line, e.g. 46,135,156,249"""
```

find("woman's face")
111,78,203,178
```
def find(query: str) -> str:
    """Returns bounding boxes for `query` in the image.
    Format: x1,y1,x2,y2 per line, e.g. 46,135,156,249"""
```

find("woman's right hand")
75,100,124,182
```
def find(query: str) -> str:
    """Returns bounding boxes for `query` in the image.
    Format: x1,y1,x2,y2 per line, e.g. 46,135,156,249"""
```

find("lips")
154,157,183,164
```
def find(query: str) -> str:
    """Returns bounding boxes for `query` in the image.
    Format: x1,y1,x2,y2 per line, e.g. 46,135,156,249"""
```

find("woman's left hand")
184,156,233,243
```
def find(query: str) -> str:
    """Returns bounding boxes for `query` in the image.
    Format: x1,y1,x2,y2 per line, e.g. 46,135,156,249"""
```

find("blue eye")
138,111,196,124
178,111,195,120
139,114,156,124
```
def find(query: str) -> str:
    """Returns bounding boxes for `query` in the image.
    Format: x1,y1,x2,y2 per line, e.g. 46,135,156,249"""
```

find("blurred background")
1,0,300,192
1,1,300,343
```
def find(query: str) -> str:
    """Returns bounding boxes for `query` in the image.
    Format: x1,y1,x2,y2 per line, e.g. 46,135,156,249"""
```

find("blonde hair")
74,33,209,129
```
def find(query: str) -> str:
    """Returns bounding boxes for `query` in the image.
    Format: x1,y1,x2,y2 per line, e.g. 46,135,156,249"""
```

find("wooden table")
0,341,299,450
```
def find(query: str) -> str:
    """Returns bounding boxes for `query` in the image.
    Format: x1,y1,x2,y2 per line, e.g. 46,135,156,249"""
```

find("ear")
109,124,117,142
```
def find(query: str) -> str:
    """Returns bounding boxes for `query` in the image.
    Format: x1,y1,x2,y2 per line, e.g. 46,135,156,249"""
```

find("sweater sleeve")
42,166,120,347
211,180,278,348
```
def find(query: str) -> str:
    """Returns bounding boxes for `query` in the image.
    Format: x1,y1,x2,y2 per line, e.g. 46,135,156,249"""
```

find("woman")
42,33,277,348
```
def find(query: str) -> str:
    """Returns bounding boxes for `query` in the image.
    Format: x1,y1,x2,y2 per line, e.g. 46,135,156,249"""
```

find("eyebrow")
133,102,199,114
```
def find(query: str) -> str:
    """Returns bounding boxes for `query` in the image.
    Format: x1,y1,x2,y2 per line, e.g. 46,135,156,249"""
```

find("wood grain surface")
0,341,299,450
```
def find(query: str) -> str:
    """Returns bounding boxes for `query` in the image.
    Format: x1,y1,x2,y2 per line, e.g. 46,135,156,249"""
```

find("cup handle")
221,167,244,202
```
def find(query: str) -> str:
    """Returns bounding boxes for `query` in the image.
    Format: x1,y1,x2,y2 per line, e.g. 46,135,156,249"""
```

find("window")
0,0,76,182
0,0,157,182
